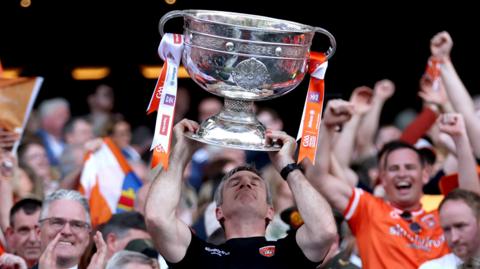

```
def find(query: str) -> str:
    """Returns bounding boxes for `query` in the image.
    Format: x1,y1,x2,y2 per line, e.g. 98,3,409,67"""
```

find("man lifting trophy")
150,10,336,157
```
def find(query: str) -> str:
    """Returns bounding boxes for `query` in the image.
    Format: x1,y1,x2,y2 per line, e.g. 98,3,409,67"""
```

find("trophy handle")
159,10,185,36
314,27,337,60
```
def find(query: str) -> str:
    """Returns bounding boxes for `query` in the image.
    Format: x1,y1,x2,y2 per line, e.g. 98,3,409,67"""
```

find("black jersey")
167,230,320,269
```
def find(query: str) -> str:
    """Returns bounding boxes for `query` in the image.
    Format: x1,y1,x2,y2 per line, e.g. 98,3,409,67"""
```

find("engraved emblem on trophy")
160,10,336,151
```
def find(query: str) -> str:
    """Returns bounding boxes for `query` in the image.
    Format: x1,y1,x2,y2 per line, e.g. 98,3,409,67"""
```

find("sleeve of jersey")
342,187,374,234
277,229,322,268
166,230,204,268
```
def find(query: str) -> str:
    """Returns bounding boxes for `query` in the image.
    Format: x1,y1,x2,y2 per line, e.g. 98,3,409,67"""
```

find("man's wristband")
280,163,303,180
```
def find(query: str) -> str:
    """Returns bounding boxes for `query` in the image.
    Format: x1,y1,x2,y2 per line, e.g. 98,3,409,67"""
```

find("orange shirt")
344,188,449,269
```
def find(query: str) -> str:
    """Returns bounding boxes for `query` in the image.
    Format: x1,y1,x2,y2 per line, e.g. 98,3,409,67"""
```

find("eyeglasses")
39,217,91,233
400,211,422,234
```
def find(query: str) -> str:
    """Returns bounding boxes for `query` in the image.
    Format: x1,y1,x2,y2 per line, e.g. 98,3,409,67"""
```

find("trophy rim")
182,9,315,34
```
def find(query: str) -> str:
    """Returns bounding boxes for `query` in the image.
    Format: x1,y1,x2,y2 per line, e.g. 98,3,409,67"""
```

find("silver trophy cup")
160,10,336,151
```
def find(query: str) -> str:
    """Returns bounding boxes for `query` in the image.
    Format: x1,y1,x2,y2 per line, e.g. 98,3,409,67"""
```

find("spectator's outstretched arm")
400,77,443,145
437,113,480,194
309,100,354,213
333,86,372,168
330,154,358,187
144,119,201,263
268,131,336,262
355,79,395,158
0,129,20,152
0,129,20,232
431,31,480,158
418,76,453,114
0,151,15,233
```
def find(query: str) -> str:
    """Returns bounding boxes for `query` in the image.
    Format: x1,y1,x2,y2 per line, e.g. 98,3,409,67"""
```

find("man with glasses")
308,100,480,269
32,189,92,269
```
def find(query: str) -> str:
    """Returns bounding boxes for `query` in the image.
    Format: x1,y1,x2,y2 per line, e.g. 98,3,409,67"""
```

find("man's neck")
388,200,422,212
57,257,78,269
223,216,267,240
27,258,38,268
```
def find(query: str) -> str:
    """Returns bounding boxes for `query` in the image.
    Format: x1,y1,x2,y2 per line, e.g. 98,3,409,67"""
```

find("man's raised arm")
437,113,480,194
307,99,355,214
145,119,200,263
431,31,480,158
267,131,336,263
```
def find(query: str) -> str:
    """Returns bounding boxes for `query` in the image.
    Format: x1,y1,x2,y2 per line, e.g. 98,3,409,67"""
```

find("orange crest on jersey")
259,246,276,257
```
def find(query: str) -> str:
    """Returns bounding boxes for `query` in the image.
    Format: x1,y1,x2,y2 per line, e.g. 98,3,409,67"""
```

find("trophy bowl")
160,10,336,151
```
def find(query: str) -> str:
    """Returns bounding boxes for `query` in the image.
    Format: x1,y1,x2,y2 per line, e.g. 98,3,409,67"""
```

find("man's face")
22,144,50,176
94,86,114,111
52,105,70,131
216,170,273,222
440,200,480,260
7,210,41,266
111,121,131,149
68,120,94,145
38,200,91,264
380,148,427,209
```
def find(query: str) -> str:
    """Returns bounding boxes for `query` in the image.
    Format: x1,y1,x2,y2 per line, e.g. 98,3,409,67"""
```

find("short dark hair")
100,212,147,240
377,140,424,169
9,198,42,227
439,189,480,219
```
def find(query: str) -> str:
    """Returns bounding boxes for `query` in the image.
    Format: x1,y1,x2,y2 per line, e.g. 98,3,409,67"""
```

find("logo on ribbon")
159,115,170,136
164,94,176,106
308,92,320,103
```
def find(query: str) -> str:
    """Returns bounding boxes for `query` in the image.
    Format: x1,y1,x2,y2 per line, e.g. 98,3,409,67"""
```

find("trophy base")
185,99,281,151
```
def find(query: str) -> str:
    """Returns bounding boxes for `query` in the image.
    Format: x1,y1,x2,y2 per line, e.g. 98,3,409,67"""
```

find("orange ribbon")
297,52,327,163
146,61,168,115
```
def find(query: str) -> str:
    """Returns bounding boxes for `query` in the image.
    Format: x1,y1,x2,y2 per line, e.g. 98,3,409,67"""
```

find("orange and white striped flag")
79,137,143,227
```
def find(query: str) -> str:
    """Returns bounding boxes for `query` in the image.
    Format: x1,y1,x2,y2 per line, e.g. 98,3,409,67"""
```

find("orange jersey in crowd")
344,188,450,269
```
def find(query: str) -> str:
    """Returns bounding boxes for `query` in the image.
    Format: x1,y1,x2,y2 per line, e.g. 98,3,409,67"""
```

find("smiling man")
307,100,480,269
33,189,92,269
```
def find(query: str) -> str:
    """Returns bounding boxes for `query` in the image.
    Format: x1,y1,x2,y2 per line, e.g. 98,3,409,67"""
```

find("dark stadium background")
1,0,478,135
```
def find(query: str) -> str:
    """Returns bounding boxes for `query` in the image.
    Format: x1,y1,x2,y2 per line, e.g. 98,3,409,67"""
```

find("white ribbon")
150,33,184,152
